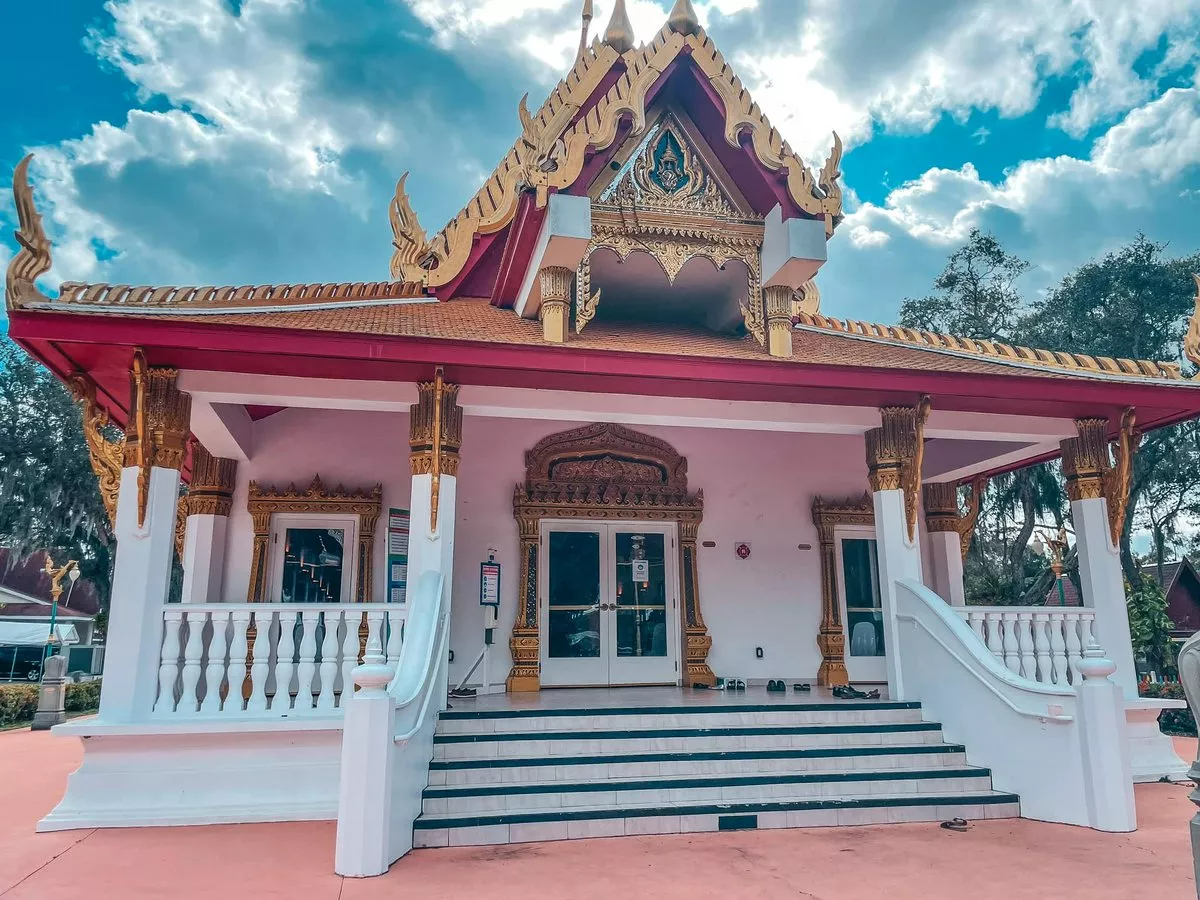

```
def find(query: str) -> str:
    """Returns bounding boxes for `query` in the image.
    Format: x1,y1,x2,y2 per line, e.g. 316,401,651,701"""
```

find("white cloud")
821,87,1200,320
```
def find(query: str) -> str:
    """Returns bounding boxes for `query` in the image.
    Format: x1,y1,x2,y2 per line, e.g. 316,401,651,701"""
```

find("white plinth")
1125,698,1191,783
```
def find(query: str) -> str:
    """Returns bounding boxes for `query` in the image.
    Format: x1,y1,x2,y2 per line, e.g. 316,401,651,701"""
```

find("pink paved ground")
1,730,1196,900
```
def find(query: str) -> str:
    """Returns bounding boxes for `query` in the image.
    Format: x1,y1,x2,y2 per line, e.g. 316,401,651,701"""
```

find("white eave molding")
513,193,593,319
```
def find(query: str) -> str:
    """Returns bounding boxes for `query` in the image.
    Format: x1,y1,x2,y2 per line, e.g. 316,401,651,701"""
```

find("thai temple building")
8,0,1200,876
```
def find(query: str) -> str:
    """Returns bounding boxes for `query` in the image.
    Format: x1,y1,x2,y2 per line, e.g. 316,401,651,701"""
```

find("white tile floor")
449,685,892,713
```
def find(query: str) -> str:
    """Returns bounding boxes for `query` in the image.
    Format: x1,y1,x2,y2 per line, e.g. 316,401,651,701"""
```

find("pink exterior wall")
217,407,877,687
221,408,411,604
451,417,872,688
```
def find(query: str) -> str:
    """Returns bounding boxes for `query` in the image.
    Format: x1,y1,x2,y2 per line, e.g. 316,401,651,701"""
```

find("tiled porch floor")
3,728,1196,899
453,684,890,712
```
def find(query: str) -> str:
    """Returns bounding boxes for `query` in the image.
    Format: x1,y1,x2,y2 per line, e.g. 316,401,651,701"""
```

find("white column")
926,531,966,606
100,464,183,722
1073,496,1138,698
407,473,457,583
1075,647,1136,831
872,487,922,700
181,514,228,604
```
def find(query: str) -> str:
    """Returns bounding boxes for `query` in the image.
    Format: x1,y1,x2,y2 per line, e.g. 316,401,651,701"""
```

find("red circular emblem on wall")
735,542,751,560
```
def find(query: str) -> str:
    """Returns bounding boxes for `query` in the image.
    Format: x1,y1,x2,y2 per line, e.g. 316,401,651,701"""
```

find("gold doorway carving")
811,494,875,687
507,423,714,692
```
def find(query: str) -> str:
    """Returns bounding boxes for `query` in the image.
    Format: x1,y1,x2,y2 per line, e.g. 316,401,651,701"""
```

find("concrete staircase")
412,698,1019,847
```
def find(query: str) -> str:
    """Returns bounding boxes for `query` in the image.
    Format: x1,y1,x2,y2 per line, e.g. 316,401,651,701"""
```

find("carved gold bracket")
175,489,189,560
1060,407,1139,548
1184,274,1200,374
812,494,874,686
865,395,931,542
409,369,463,533
67,373,124,528
122,350,190,528
923,476,985,562
246,477,382,603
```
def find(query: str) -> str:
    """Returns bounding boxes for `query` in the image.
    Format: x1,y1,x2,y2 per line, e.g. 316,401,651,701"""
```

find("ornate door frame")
811,493,875,686
507,423,715,692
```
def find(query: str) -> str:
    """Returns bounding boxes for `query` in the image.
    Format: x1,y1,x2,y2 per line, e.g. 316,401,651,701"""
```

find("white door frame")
834,525,888,683
538,519,681,687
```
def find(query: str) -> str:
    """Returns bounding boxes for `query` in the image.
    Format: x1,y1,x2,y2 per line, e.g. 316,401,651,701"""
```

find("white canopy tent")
0,622,80,646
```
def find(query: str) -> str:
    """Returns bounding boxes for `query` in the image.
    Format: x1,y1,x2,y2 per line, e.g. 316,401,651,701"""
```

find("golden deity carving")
1060,409,1139,548
68,373,124,528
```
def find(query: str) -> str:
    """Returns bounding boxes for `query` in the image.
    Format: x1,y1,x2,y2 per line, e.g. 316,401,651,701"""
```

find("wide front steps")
413,700,1019,848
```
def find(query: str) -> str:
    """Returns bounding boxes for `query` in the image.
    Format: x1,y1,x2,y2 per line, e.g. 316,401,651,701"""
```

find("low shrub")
65,679,102,713
1140,680,1196,737
0,684,39,727
0,678,102,727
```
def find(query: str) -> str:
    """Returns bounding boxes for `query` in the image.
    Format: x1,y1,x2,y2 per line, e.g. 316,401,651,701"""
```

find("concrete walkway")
1,729,1196,899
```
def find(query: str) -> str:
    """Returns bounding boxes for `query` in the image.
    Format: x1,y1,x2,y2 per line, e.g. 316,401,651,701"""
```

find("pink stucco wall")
219,408,879,687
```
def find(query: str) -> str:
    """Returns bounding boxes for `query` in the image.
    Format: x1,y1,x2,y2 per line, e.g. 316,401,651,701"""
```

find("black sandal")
794,683,811,692
940,818,970,831
767,679,786,692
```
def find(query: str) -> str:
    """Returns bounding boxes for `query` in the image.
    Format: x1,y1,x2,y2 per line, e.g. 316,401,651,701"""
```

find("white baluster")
386,609,403,664
1049,613,1069,685
201,609,231,714
295,609,321,712
966,611,985,645
1017,612,1036,681
155,610,184,714
367,610,386,668
1002,613,1021,673
178,611,206,714
1032,613,1052,684
317,610,340,711
231,609,255,715
340,609,359,706
1072,614,1094,683
245,610,268,713
273,611,298,712
984,613,1004,660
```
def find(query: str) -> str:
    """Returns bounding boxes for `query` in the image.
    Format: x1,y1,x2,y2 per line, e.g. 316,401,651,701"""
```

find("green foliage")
64,679,102,712
0,678,102,727
0,335,113,601
0,684,39,727
1126,575,1175,676
1138,681,1196,737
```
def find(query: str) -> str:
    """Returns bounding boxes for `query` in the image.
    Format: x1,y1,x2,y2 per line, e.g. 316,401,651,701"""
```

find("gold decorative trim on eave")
53,278,425,311
397,23,843,289
794,312,1184,381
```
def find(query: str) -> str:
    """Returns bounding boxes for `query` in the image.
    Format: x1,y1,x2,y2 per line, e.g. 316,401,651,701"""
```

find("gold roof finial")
5,154,53,310
579,0,594,57
1185,274,1200,373
667,0,700,35
603,0,635,53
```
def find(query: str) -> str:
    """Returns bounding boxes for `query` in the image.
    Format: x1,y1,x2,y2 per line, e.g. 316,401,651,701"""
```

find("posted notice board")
387,508,410,603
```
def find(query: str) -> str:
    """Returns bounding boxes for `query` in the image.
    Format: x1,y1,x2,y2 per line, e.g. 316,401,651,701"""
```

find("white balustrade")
954,606,1097,686
153,603,406,718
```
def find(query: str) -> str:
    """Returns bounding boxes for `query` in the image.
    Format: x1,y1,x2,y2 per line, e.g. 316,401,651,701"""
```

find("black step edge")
439,701,921,720
423,766,991,798
429,743,968,770
434,722,942,744
413,792,1021,829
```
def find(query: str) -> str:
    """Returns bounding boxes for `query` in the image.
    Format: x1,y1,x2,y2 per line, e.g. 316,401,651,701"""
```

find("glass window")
614,532,668,658
547,531,601,659
841,537,884,657
280,528,345,603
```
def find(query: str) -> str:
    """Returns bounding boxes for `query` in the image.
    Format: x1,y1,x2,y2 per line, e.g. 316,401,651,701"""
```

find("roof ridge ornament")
1184,273,1200,375
5,154,53,311
604,0,635,53
579,0,594,57
667,0,700,35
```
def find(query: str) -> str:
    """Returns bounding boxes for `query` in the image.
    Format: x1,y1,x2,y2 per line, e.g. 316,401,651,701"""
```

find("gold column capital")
865,396,931,541
122,350,191,527
539,265,574,344
922,482,961,533
1060,417,1108,502
409,370,463,478
189,443,238,517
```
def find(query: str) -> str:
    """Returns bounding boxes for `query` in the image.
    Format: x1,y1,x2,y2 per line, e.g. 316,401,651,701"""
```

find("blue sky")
2,0,1199,331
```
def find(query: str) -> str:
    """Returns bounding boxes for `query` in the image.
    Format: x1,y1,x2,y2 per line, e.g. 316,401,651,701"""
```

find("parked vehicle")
0,645,44,682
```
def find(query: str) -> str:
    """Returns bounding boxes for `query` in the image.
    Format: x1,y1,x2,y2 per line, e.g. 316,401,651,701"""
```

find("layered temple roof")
5,0,1200,399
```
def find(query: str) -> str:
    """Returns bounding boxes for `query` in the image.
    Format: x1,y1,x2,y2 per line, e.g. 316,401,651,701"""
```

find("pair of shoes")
793,683,811,692
832,685,870,700
767,679,786,692
940,817,970,832
728,679,746,691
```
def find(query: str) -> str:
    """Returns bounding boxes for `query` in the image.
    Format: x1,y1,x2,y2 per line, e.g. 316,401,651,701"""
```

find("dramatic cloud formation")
2,0,1198,323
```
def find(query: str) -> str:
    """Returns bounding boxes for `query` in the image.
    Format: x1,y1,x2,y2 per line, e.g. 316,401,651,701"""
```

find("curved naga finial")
5,154,53,310
817,132,844,238
1184,274,1200,374
389,172,435,283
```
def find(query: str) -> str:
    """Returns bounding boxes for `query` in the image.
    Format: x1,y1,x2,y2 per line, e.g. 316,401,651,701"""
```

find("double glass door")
540,522,679,687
